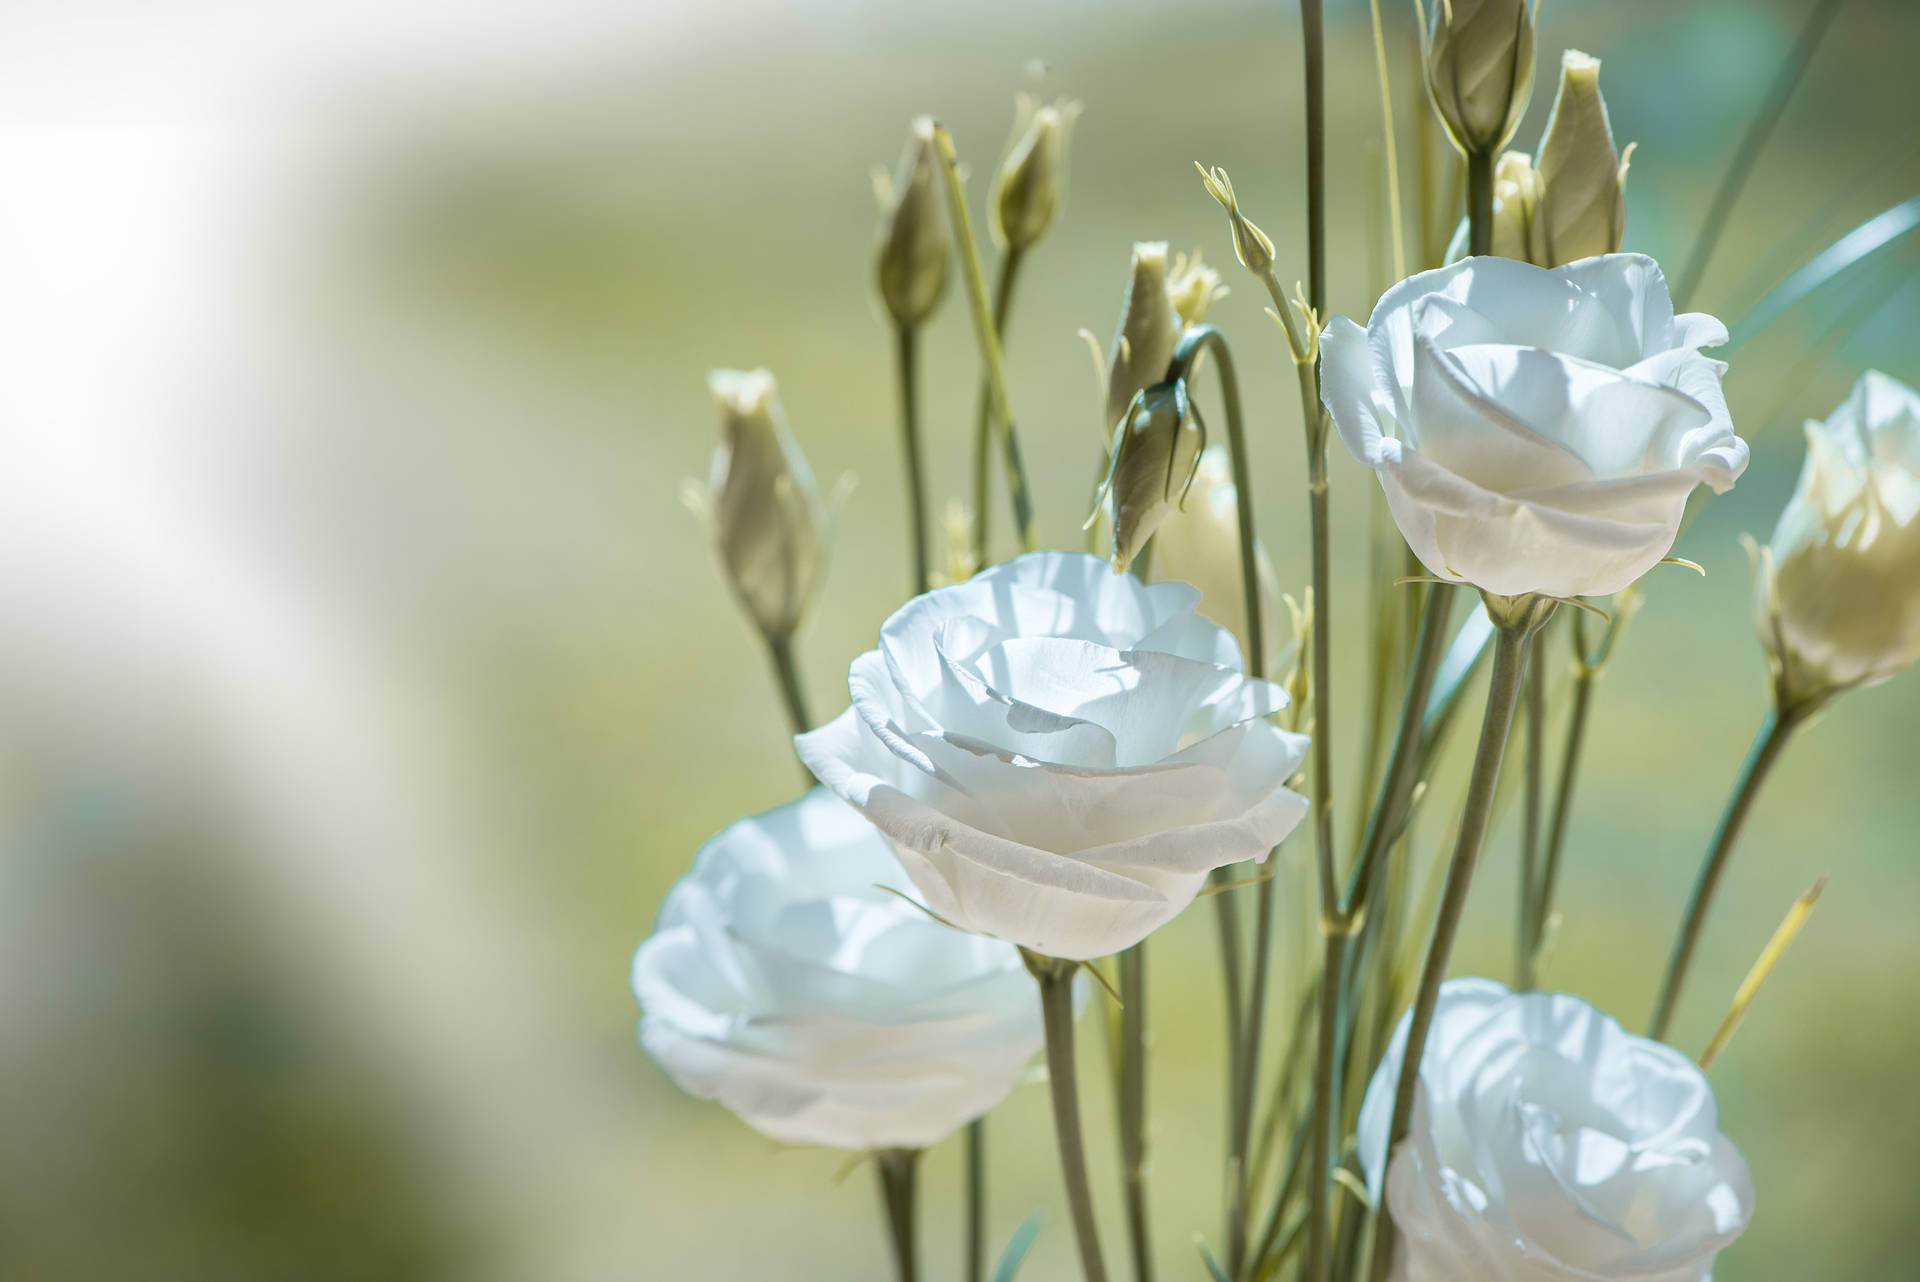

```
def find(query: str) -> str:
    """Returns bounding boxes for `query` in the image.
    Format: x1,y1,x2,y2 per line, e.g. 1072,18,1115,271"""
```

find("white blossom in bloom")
633,788,1044,1150
797,551,1309,960
1358,979,1753,1282
1320,254,1747,598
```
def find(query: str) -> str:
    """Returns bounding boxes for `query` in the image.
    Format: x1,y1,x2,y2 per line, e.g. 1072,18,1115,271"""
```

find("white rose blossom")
1758,369,1920,702
1320,254,1748,599
632,787,1045,1150
796,550,1309,960
1358,978,1753,1282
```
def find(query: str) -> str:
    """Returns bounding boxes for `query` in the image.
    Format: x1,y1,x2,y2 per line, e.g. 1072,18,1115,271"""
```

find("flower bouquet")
634,3,1920,1280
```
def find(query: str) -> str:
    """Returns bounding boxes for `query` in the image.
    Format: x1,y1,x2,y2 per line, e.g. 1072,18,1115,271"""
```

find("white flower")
632,787,1044,1150
1358,978,1754,1282
1321,254,1748,598
796,551,1310,960
1758,370,1920,701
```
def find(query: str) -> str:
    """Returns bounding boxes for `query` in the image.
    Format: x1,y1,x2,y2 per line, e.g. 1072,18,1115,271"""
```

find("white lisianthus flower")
1320,254,1748,598
1758,370,1920,703
632,787,1044,1150
1358,978,1754,1282
796,551,1310,960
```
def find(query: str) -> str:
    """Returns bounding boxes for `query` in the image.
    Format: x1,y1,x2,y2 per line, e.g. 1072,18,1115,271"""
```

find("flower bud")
1536,50,1630,265
1099,381,1203,575
1425,0,1537,155
1167,249,1228,330
1757,371,1920,706
1151,444,1280,672
1443,150,1545,264
1105,242,1178,436
1197,164,1276,277
874,120,950,330
705,368,826,640
989,96,1080,256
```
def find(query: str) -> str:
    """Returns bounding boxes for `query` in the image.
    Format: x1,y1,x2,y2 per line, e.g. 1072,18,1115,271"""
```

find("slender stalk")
1366,599,1549,1282
1515,630,1547,989
1647,702,1812,1040
894,325,931,596
1118,944,1154,1282
965,1120,987,1282
928,122,1035,553
970,250,1026,568
1367,0,1407,284
1300,0,1328,314
1531,661,1594,974
1301,926,1347,1282
1027,952,1109,1282
875,1148,922,1282
1465,148,1495,257
763,632,815,786
1674,0,1849,308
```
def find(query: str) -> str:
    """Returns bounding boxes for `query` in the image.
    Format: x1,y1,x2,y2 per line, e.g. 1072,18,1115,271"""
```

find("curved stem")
763,632,815,787
929,123,1035,554
970,251,1025,569
894,325,930,596
875,1148,921,1282
1647,703,1810,1040
1367,599,1549,1282
965,1120,987,1282
1118,944,1154,1282
1028,953,1109,1282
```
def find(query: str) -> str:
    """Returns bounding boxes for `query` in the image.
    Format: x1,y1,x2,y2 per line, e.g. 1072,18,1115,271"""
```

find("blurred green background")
3,1,1917,1279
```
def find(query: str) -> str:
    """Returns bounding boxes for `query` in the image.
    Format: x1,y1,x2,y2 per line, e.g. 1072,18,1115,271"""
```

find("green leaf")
1726,194,1920,351
1195,1235,1233,1282
1422,602,1493,737
988,1211,1044,1282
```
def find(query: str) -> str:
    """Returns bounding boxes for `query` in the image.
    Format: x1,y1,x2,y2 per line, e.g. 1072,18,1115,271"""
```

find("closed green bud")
1536,50,1630,265
1426,0,1537,156
874,120,950,329
705,368,826,640
1105,242,1178,436
1197,164,1276,277
1098,382,1204,575
990,95,1080,256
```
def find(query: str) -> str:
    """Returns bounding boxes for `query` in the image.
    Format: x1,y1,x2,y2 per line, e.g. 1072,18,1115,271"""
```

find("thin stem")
1367,600,1548,1282
965,1120,987,1282
1516,630,1547,989
1531,663,1594,975
1466,147,1495,257
971,250,1026,568
1300,0,1328,314
1647,703,1811,1041
764,632,815,787
1301,926,1347,1282
1118,944,1154,1282
1366,0,1407,284
875,1148,921,1282
1674,0,1848,309
1028,953,1110,1282
894,325,930,596
928,122,1035,554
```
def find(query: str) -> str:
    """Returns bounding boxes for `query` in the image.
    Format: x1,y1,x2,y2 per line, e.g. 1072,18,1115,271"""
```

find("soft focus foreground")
1,2,1917,1281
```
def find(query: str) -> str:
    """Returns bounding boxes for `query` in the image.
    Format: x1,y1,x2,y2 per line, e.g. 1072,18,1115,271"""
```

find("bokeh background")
1,1,1915,1279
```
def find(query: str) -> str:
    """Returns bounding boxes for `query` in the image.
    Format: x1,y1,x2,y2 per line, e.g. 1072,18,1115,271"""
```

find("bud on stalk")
1536,50,1630,264
874,120,950,330
990,96,1080,257
704,368,826,641
1098,382,1204,575
1425,0,1537,157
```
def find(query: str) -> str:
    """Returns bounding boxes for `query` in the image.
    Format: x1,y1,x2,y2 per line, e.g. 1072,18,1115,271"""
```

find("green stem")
965,1120,987,1282
1301,926,1347,1282
1516,630,1547,989
895,324,930,596
764,632,815,787
1647,702,1811,1040
1118,944,1154,1282
1466,148,1495,257
928,123,1035,554
971,251,1025,569
1299,0,1328,314
1028,953,1109,1282
875,1148,921,1282
1367,599,1549,1282
1673,0,1848,309
1530,662,1595,977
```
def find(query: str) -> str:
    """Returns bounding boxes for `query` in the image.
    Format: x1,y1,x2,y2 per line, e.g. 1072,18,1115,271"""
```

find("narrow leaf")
988,1212,1044,1282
